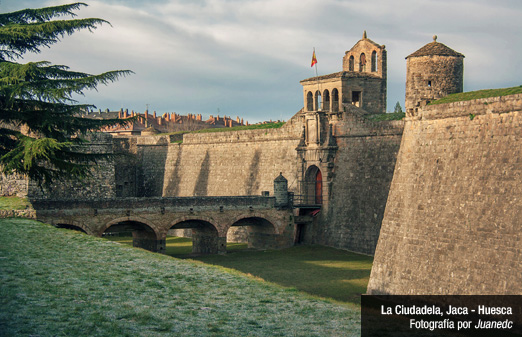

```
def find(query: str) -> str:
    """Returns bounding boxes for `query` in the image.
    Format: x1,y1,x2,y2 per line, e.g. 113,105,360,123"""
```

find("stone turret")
274,173,288,207
405,35,464,112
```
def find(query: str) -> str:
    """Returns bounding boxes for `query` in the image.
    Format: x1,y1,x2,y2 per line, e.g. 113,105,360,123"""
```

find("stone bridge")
31,196,295,254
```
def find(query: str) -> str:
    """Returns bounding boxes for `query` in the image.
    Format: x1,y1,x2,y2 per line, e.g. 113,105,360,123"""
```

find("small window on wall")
352,91,361,107
349,55,354,71
428,80,432,87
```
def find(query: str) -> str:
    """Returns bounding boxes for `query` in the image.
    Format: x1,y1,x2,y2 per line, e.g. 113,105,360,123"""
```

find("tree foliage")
393,101,403,113
0,2,133,184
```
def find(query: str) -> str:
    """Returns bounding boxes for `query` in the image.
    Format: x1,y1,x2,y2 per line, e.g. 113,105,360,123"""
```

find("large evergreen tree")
0,2,132,185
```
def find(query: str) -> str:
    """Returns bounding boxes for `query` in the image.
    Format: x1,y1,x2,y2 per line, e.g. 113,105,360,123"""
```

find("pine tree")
0,2,133,185
393,101,403,113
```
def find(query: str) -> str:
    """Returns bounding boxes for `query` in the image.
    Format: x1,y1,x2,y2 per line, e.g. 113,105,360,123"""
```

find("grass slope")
431,85,522,105
365,112,405,121
0,218,360,336
0,196,31,210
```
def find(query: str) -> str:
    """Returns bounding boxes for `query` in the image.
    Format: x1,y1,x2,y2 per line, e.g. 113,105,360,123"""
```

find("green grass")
431,85,522,105
160,122,284,136
193,245,373,306
0,196,31,210
365,112,405,121
0,218,360,336
111,236,372,306
110,236,250,256
187,122,285,133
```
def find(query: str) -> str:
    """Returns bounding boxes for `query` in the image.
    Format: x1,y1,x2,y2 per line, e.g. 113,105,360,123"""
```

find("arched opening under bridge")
227,217,278,251
103,220,160,252
169,219,223,255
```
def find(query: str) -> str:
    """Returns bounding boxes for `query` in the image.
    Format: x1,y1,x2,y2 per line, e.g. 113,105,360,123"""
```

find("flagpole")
312,47,321,110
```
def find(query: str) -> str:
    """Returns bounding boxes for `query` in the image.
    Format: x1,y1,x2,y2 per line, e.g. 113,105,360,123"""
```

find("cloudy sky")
3,0,522,123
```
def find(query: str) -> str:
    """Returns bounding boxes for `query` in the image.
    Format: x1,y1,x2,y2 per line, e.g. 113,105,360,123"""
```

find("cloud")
7,0,522,121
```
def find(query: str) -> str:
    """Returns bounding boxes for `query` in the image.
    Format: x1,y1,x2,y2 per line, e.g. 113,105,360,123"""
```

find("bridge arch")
227,213,281,250
102,217,162,253
50,219,90,234
169,217,224,255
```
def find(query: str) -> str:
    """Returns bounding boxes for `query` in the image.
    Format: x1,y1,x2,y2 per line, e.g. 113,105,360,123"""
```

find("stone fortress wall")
136,112,304,199
19,133,118,200
5,32,521,295
123,104,403,255
316,112,402,254
367,95,522,295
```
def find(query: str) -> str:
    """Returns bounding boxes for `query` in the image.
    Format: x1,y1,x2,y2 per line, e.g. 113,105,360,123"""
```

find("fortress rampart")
137,116,304,198
367,94,522,294
6,34,521,295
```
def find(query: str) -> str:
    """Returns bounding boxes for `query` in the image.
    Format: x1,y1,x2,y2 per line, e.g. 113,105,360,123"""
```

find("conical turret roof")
274,172,287,182
406,36,464,59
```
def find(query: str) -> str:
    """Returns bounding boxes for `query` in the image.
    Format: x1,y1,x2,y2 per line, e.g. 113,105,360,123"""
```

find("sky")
3,0,522,123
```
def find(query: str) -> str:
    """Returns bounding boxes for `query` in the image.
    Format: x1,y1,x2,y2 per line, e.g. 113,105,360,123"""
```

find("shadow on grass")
109,236,373,307
190,244,373,306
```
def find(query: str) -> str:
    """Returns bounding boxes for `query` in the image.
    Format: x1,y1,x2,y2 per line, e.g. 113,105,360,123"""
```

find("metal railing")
292,194,322,206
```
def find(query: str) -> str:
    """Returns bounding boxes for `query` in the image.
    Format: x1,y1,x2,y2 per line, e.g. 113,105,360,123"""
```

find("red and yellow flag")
311,50,317,67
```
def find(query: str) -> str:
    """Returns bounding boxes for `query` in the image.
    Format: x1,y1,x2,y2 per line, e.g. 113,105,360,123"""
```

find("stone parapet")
31,196,276,212
411,93,522,121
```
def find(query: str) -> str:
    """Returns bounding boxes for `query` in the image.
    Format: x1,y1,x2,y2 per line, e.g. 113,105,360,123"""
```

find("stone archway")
102,219,161,253
304,165,323,205
170,218,223,254
228,216,278,250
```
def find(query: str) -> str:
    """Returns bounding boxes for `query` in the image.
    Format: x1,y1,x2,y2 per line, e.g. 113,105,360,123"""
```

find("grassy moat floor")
112,235,373,306
1,218,370,336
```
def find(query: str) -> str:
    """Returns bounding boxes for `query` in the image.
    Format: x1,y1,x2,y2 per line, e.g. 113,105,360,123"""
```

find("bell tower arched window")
306,91,313,111
323,89,330,112
371,51,377,72
314,91,322,111
359,53,366,72
332,88,339,111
